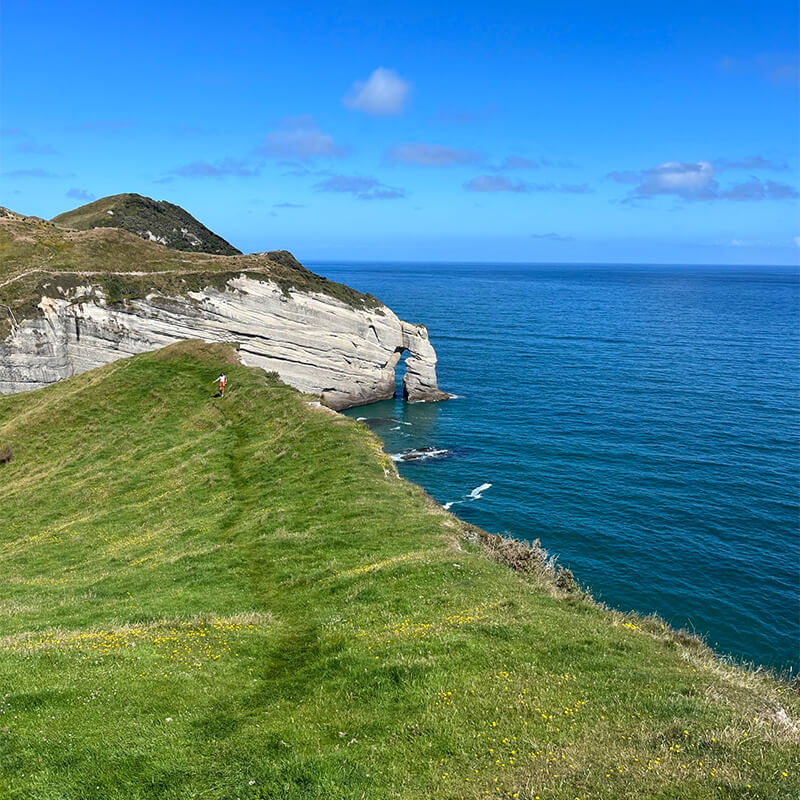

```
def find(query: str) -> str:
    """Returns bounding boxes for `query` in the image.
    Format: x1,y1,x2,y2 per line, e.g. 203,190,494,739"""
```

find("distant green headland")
50,192,243,255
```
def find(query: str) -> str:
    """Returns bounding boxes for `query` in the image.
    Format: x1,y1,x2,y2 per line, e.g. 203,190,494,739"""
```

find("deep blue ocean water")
310,262,800,672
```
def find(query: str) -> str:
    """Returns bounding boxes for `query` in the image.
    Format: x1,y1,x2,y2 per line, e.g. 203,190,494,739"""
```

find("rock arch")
0,275,450,411
397,322,450,403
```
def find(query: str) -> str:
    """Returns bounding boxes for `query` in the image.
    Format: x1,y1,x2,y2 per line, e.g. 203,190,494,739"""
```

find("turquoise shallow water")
311,262,800,672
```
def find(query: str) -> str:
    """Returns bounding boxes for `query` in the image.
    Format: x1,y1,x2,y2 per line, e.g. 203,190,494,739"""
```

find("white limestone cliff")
0,274,450,410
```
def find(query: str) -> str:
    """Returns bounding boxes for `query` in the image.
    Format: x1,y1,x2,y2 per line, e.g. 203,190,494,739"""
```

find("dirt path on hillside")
0,267,260,292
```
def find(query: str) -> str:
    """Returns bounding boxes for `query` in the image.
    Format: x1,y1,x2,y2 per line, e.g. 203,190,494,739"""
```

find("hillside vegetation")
0,208,382,339
51,193,242,255
0,342,797,799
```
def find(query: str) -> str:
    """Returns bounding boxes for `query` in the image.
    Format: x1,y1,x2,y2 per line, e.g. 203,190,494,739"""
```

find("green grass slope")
0,342,797,800
51,193,242,255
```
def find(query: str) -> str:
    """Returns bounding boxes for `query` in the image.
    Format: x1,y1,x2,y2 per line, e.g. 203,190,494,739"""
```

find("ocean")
310,261,800,672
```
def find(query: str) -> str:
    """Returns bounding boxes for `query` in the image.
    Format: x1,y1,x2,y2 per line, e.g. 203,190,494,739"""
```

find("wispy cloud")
433,104,498,125
465,176,591,193
725,237,800,248
82,120,134,132
387,142,481,166
465,175,528,192
1,168,58,178
715,156,789,172
313,174,405,200
16,141,59,155
494,155,577,170
718,54,799,84
721,179,798,201
609,161,717,200
531,232,575,242
273,202,305,208
610,160,798,202
525,182,591,193
501,156,538,170
167,158,259,178
538,157,579,168
259,116,346,162
66,188,95,201
0,129,58,155
343,67,411,116
770,62,800,84
173,124,214,136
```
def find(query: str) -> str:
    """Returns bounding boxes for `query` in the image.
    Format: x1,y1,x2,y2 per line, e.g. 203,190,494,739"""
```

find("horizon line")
299,257,800,269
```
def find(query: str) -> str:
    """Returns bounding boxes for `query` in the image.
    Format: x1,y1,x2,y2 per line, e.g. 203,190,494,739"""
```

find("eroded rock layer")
0,275,449,410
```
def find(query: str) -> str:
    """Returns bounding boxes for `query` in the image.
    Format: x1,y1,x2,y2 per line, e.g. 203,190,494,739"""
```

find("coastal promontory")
0,200,448,409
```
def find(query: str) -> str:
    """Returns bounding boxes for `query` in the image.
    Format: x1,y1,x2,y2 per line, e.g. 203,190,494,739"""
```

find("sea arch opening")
391,346,411,399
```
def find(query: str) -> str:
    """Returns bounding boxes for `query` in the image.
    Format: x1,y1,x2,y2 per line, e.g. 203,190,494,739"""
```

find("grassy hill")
0,208,382,339
51,193,242,255
0,342,797,799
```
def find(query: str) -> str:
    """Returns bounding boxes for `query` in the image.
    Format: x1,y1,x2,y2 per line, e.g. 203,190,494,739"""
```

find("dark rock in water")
391,446,451,463
359,417,398,429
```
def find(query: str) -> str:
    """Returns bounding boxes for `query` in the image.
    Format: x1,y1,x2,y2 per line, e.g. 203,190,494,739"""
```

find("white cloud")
651,161,715,192
259,116,346,162
609,161,717,201
610,160,799,202
343,68,411,116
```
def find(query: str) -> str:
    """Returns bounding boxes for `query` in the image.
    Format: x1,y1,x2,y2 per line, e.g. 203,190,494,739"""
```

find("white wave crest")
468,482,492,500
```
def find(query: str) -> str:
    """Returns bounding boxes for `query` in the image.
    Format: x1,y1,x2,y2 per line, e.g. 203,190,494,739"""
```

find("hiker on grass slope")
215,372,227,397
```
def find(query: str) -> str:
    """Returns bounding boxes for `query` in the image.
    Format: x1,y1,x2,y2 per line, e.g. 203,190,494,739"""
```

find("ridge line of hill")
50,192,242,256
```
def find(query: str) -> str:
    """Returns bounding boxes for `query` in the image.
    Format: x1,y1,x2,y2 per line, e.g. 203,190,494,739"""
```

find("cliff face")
0,204,448,409
0,275,447,409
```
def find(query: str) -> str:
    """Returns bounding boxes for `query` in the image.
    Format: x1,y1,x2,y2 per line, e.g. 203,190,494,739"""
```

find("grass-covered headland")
0,342,797,799
0,207,382,340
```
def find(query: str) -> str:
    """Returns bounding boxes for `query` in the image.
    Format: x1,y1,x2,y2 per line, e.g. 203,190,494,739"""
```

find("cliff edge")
0,202,449,409
1,342,795,799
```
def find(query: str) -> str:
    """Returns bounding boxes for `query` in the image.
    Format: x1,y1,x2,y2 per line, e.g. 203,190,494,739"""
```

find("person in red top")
217,372,227,397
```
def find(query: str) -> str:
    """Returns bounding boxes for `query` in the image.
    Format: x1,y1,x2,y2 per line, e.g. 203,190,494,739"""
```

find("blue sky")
1,0,798,264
